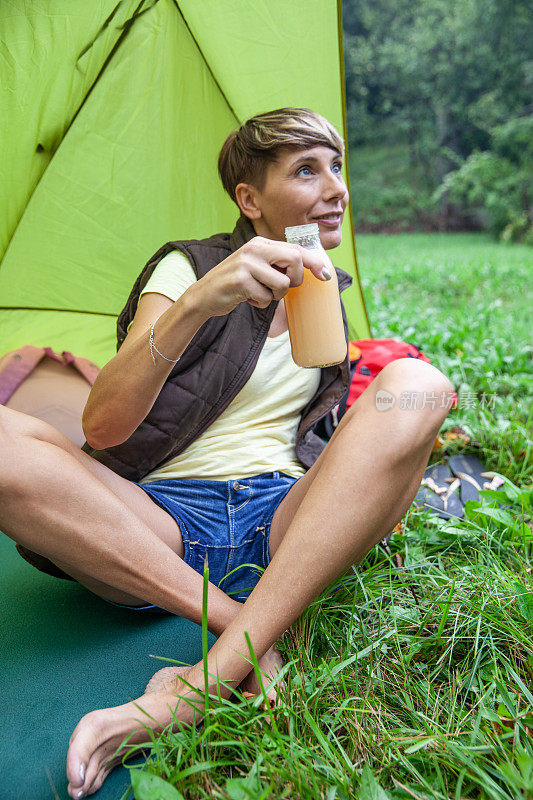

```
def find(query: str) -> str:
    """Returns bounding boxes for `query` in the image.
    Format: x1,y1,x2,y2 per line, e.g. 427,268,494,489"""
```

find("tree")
342,0,533,229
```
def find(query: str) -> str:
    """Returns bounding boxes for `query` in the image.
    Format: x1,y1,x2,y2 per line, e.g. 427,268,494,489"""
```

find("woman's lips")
314,215,342,227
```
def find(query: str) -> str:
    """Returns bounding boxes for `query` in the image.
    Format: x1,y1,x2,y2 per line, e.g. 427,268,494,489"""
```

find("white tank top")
138,250,321,482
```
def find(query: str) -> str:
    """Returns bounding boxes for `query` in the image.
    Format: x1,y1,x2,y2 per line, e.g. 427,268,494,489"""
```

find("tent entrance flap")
0,0,370,364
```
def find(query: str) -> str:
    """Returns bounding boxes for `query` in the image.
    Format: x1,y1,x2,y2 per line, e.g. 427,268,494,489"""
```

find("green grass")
117,234,532,799
356,233,532,486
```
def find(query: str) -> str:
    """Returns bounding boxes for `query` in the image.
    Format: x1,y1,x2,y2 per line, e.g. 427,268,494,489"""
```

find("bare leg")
1,406,284,699
1,406,284,697
208,361,453,674
0,405,242,635
67,359,454,797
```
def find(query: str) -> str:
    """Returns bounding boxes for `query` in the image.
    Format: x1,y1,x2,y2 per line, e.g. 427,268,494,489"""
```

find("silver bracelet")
149,321,181,366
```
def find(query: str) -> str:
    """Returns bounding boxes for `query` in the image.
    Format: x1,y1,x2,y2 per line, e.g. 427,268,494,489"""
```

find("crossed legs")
62,358,454,797
0,405,246,636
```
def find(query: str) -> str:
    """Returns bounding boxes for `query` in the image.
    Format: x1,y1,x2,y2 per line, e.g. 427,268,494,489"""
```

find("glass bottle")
284,223,347,368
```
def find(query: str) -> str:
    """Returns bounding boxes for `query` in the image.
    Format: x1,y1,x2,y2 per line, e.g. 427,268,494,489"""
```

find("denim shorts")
105,471,298,611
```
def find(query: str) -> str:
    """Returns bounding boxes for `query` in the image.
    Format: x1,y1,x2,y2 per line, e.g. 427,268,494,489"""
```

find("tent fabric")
0,3,371,797
1,0,371,368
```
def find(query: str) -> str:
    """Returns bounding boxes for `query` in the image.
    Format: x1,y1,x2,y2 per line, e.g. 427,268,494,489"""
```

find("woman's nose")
322,172,347,202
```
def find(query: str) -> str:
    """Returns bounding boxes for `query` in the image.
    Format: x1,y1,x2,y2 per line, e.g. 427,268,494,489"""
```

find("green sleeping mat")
0,534,213,800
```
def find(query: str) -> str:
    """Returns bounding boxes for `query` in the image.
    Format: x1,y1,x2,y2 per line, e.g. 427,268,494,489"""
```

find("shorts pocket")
184,541,229,588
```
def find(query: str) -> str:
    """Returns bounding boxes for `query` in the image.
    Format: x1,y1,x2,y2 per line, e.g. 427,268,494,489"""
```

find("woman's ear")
235,182,262,221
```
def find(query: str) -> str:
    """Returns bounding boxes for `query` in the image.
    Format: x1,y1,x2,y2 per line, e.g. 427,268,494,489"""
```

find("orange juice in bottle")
284,223,347,368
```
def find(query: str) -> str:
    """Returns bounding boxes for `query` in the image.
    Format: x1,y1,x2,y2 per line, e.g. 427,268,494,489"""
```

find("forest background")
341,0,533,242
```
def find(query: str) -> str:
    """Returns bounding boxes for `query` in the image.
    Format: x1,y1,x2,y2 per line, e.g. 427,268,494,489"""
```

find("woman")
0,108,453,798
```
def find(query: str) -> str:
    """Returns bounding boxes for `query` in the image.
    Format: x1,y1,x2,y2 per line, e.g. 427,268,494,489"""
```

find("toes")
68,742,123,798
66,708,125,798
241,676,278,706
73,752,103,798
66,759,85,793
66,712,101,791
66,683,195,798
87,765,113,797
240,648,284,708
84,752,123,798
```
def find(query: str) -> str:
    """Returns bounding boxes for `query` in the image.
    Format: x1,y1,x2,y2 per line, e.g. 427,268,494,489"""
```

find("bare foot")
144,665,190,694
66,652,284,798
241,644,284,706
66,671,202,799
144,646,284,707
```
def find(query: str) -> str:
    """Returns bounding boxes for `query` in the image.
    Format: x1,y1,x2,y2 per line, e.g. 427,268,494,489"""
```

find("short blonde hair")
218,107,344,204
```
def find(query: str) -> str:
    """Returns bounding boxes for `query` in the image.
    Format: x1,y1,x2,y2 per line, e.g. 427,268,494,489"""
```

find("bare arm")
82,288,209,449
82,237,332,450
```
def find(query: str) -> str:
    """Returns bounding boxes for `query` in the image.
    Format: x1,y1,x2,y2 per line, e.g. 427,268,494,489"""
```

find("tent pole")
336,0,372,340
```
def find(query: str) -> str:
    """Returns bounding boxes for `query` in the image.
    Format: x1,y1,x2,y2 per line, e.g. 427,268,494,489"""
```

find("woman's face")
237,145,349,250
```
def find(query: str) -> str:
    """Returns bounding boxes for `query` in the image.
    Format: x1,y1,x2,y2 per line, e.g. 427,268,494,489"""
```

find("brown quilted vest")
82,214,353,481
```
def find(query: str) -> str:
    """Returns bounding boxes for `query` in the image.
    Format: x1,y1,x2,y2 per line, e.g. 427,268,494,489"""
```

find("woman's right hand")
188,236,333,319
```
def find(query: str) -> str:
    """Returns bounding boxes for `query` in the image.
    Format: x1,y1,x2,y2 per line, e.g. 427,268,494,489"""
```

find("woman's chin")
320,229,343,250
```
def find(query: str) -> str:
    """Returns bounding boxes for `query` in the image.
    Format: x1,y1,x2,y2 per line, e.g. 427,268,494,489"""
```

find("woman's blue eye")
296,163,342,176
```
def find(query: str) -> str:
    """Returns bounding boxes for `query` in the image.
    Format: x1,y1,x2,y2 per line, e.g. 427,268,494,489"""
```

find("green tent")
0,0,370,370
0,3,371,798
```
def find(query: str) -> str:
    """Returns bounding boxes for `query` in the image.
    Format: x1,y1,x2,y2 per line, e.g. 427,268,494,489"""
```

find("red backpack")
348,338,431,408
316,338,458,438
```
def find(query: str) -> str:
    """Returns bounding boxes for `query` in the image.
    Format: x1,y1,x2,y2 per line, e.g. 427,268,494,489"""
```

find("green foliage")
120,483,533,799
356,233,532,476
359,765,391,799
437,117,533,241
514,582,533,626
349,142,437,231
129,770,185,799
342,0,533,231
113,235,532,800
